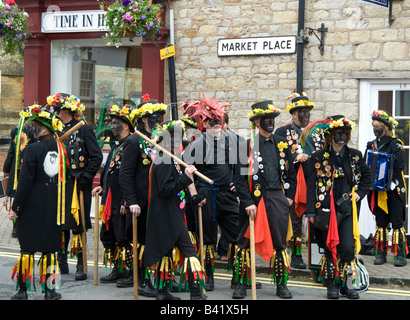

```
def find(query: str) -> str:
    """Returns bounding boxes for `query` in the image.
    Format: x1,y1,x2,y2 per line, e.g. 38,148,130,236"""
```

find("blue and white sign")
361,0,389,8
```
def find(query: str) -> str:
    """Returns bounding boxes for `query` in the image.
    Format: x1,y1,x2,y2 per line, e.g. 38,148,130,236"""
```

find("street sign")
160,45,176,60
217,36,296,57
361,0,389,7
42,10,108,33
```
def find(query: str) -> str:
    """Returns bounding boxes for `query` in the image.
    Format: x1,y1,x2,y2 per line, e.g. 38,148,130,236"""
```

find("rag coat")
144,155,193,267
12,137,63,253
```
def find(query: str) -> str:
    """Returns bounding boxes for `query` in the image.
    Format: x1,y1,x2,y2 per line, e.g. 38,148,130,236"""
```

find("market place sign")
217,36,297,57
41,10,108,33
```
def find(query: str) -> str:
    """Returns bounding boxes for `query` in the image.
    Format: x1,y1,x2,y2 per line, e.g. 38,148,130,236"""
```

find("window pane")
378,91,392,114
395,119,410,146
395,90,410,117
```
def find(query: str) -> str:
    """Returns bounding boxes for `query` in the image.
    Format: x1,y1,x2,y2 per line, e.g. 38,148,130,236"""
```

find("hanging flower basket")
0,0,31,58
99,0,162,47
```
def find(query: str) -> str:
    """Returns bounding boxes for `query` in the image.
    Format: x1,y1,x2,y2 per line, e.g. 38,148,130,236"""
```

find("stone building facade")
168,0,410,146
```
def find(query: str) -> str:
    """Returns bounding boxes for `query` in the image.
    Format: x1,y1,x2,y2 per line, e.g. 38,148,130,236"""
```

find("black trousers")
197,187,239,245
314,214,355,263
373,191,405,230
237,190,290,251
166,228,198,259
100,212,129,249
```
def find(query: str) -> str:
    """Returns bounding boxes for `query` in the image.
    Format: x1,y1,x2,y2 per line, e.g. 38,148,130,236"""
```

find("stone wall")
168,0,410,144
0,55,24,172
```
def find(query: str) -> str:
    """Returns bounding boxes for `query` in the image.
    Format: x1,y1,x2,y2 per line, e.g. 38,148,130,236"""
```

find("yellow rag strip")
377,191,388,214
71,178,80,225
351,188,361,256
13,116,25,190
56,138,66,225
286,215,293,242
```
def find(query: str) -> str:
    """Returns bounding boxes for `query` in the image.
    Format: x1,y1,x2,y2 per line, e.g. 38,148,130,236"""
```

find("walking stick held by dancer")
93,191,100,285
249,216,257,300
58,121,85,142
79,190,88,274
134,129,214,185
198,206,204,268
133,213,138,300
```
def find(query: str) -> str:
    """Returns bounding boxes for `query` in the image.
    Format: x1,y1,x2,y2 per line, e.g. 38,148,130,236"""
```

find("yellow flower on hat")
135,102,167,119
120,106,129,116
285,99,315,113
247,104,281,120
52,116,64,132
39,111,51,119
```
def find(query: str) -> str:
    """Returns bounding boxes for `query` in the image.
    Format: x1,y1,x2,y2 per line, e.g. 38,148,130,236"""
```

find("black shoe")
44,289,62,300
117,274,133,288
75,255,87,281
138,278,157,297
156,289,181,300
57,253,69,274
276,283,292,299
232,281,247,299
100,267,125,283
326,283,339,299
230,281,262,289
394,255,407,267
340,286,359,299
205,272,214,291
11,289,28,300
291,255,307,269
374,252,387,265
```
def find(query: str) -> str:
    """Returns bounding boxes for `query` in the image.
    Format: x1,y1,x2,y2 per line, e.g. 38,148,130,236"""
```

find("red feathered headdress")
185,93,231,132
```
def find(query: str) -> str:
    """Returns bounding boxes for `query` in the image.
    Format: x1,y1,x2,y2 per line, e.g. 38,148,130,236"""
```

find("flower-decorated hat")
248,100,281,122
47,93,86,121
371,110,398,130
108,103,136,132
285,92,315,114
152,119,186,145
20,103,64,133
301,115,355,137
178,101,200,129
134,93,167,120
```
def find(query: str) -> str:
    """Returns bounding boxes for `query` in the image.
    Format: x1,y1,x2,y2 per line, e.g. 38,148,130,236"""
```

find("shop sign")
41,10,108,33
217,36,296,57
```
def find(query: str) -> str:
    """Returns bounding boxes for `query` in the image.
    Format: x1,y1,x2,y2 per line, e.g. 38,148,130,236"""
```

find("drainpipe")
168,0,178,120
296,0,308,94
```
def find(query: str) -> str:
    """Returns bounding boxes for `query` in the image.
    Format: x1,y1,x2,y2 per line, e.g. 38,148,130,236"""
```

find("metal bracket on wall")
389,0,394,25
306,23,328,56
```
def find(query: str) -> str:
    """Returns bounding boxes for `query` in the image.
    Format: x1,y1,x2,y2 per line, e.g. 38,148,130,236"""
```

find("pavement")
1,196,410,289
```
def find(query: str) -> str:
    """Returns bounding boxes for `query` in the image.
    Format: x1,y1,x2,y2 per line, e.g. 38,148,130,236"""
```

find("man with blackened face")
233,100,297,299
92,105,135,285
119,96,167,295
275,93,317,271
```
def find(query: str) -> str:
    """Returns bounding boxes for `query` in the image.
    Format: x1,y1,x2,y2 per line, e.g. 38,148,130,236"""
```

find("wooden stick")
198,206,204,268
134,129,214,185
133,214,138,300
249,216,256,300
59,120,85,141
79,190,88,274
93,192,100,285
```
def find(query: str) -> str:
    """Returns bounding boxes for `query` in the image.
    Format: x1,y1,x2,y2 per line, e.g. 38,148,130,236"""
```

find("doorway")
359,79,410,237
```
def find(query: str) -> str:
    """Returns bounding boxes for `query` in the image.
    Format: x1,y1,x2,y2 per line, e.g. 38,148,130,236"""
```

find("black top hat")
286,93,315,114
371,110,397,130
248,100,281,122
